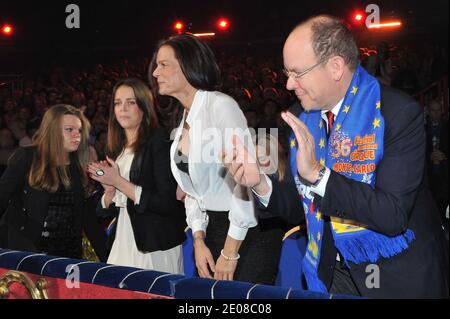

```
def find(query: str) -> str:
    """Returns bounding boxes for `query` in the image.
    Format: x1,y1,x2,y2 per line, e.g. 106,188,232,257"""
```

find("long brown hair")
107,78,159,159
29,104,91,192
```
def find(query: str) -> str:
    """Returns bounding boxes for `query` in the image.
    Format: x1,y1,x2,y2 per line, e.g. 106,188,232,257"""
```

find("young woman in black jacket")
88,78,186,273
0,104,107,261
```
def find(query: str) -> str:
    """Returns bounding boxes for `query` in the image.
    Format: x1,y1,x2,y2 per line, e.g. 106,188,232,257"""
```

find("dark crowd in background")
0,39,449,221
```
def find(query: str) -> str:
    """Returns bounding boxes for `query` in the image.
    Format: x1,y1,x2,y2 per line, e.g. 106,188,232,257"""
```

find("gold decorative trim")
283,225,304,241
0,270,48,299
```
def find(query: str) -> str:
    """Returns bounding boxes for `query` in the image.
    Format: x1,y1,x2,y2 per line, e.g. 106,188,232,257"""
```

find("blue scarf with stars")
289,65,415,293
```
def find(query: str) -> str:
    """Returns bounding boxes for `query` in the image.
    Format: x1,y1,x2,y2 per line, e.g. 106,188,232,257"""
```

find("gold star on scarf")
373,118,381,129
320,158,325,166
316,211,322,222
319,120,323,129
290,138,296,149
351,86,358,95
343,105,350,113
317,232,321,241
335,123,341,131
376,101,381,109
319,138,325,149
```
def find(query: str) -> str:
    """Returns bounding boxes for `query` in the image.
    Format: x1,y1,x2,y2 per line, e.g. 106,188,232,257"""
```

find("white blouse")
170,90,257,241
104,148,183,274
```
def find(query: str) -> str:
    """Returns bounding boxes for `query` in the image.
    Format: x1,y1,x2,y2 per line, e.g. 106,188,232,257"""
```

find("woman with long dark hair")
88,78,186,273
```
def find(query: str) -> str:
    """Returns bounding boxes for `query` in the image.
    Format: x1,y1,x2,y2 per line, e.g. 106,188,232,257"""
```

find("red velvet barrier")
0,268,172,299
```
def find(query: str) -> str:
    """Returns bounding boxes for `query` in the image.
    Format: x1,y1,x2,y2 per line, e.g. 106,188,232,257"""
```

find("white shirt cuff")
134,186,143,205
227,223,248,241
252,174,273,208
310,168,331,197
190,219,208,235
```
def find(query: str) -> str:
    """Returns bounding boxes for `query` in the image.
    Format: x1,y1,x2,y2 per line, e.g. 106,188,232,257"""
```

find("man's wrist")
305,164,326,186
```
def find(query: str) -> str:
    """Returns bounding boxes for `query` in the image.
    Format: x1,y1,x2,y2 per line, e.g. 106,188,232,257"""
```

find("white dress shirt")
170,90,258,241
256,98,343,204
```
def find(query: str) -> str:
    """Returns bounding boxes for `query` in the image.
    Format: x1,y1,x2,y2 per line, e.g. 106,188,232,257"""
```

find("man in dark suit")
425,99,449,220
222,15,448,298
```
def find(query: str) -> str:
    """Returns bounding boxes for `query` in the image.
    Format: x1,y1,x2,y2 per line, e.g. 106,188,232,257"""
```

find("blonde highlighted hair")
29,104,91,192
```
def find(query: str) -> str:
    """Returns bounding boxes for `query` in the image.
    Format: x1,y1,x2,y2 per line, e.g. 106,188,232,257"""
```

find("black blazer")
98,128,186,253
0,147,108,262
426,119,449,161
425,118,449,202
263,86,449,298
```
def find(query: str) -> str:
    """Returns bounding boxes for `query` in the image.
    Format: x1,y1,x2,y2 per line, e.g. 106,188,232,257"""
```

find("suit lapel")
129,143,147,184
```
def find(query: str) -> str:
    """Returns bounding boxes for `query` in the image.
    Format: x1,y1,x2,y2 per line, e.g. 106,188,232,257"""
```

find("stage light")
173,21,185,33
1,24,14,36
193,32,216,38
216,18,230,31
351,11,366,25
367,21,402,29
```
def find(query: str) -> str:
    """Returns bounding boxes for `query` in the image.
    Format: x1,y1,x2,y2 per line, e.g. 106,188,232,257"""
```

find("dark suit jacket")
426,119,449,160
97,128,186,253
425,119,449,212
0,147,108,262
262,86,449,298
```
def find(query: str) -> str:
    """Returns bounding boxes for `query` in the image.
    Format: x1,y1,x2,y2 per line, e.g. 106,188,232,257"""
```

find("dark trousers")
205,211,284,285
329,259,361,296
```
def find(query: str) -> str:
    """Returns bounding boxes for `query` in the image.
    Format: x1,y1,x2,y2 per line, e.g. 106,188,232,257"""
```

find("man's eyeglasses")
283,59,326,80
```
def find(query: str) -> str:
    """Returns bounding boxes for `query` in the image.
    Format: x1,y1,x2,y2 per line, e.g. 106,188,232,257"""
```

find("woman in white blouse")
150,34,278,284
88,78,186,273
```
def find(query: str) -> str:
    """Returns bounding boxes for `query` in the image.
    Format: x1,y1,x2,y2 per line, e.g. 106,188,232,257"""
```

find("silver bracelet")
220,249,240,261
